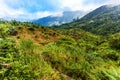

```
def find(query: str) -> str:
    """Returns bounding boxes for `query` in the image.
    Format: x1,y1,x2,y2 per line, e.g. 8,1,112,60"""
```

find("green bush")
110,33,120,49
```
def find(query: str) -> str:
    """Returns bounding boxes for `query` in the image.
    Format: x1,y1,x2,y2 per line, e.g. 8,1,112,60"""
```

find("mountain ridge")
33,10,87,26
59,4,120,35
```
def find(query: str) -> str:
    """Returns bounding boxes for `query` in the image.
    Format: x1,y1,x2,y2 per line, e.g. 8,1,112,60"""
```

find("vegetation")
59,5,120,36
0,19,120,80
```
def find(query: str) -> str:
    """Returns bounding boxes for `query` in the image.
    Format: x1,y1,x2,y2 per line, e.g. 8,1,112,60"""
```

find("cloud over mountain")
0,0,119,20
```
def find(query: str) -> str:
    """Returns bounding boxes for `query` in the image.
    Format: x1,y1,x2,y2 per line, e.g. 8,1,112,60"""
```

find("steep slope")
60,5,120,35
33,11,87,26
80,5,110,22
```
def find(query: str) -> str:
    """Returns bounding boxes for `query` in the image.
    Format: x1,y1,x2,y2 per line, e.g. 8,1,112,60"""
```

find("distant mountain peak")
33,10,87,26
60,4,120,35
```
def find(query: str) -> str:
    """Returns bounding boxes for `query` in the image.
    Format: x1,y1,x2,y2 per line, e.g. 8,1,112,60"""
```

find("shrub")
104,53,119,61
28,27,34,31
109,33,120,49
9,27,18,36
43,34,49,39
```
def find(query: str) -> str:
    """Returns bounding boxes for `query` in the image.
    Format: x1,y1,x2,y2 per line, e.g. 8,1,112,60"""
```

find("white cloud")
59,0,86,11
0,0,120,20
107,0,120,5
58,0,106,11
0,0,24,18
58,0,120,11
0,0,63,20
4,11,63,21
34,11,63,18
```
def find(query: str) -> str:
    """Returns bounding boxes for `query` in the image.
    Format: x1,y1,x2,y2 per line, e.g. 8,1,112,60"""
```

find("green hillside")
59,5,120,36
0,20,120,80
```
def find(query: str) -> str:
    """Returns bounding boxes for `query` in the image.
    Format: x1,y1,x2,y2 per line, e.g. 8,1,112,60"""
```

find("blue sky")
0,0,119,20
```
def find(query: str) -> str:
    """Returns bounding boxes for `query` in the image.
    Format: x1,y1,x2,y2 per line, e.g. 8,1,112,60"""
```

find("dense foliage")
0,20,120,80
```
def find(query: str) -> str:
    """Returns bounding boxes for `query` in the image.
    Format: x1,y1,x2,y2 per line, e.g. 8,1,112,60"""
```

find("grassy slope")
0,21,120,80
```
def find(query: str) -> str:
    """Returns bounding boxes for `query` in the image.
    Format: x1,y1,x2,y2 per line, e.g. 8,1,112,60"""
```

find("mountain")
60,5,120,35
1,20,120,80
33,11,87,26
